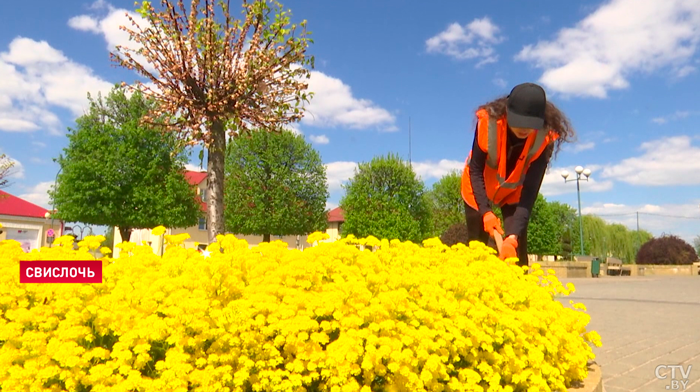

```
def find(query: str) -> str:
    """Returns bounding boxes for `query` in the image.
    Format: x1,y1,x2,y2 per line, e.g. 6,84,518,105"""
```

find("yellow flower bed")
0,232,601,392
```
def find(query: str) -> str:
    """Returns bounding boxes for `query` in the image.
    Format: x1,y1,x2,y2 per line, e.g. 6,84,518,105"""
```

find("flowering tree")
111,0,314,243
0,154,16,190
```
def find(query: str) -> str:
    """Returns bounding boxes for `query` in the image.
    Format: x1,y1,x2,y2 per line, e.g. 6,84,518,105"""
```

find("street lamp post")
65,225,92,241
561,166,592,256
50,167,63,231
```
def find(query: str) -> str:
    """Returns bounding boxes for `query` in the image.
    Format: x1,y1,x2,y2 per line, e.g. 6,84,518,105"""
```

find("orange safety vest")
461,109,558,210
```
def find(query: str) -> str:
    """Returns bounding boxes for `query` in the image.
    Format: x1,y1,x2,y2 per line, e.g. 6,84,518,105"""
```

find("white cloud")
411,159,464,181
68,2,155,73
651,110,697,124
185,163,205,172
601,136,700,185
540,164,614,196
325,161,358,193
492,78,507,88
303,71,397,131
19,181,54,209
67,15,101,33
309,134,329,144
515,0,700,98
325,201,339,211
564,141,596,153
581,201,700,244
676,64,696,77
426,18,504,66
0,37,112,134
283,123,303,136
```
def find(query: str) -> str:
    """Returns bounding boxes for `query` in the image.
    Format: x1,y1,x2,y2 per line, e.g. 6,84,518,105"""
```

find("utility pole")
636,211,640,253
408,117,412,168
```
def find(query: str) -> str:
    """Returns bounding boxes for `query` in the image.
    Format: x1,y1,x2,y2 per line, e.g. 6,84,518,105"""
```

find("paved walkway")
556,276,700,392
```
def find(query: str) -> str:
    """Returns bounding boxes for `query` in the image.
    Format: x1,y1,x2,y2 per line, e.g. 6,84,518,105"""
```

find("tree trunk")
263,233,271,243
207,120,226,244
119,226,132,243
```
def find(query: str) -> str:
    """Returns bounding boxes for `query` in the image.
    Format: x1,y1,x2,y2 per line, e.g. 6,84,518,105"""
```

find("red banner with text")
19,260,103,283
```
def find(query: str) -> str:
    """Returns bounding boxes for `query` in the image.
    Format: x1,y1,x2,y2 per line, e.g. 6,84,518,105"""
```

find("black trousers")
464,201,529,268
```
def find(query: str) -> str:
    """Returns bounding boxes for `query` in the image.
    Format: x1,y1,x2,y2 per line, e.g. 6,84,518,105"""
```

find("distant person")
461,82,575,267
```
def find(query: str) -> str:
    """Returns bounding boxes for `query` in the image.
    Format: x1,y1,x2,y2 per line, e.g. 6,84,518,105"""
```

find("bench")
606,257,631,276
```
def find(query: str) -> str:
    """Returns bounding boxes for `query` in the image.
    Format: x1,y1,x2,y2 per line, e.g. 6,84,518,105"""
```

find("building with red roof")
326,206,344,241
112,170,345,257
0,190,63,252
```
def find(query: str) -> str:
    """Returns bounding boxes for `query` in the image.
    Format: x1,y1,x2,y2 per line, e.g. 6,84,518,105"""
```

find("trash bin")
591,258,601,278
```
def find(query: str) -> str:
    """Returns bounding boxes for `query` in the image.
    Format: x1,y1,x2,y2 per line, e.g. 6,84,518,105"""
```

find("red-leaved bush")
636,234,698,265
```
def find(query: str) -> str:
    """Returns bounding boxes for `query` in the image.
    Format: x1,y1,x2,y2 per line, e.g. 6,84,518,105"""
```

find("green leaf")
224,128,329,240
339,153,432,243
51,84,202,233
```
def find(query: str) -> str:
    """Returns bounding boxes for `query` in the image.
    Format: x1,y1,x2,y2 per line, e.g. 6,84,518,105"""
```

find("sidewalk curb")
569,361,603,392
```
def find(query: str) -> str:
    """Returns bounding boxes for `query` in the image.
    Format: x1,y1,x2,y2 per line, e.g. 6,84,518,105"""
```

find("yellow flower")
151,225,167,236
307,231,329,244
100,247,112,255
0,231,600,391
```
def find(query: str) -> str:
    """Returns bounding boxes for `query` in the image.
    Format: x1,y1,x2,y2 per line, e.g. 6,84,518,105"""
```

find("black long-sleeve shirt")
468,124,552,237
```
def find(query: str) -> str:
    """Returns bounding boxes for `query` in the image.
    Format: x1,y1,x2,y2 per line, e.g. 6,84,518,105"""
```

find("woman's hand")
500,235,518,260
483,211,504,236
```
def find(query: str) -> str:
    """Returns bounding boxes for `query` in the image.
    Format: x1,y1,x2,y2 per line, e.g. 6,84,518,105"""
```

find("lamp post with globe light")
561,166,592,256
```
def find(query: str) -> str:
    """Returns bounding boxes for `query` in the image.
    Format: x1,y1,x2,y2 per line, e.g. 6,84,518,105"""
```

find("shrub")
0,232,601,391
439,223,470,247
635,234,698,265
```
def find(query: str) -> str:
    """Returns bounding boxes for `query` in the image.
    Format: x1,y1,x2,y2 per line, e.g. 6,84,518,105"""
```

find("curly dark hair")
476,95,576,161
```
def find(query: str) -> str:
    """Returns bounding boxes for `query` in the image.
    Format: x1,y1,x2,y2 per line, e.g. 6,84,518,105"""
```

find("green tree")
112,0,313,244
547,200,577,258
50,85,202,242
426,171,465,238
224,129,329,243
574,215,608,257
526,194,561,256
569,214,653,263
693,235,700,257
339,153,432,243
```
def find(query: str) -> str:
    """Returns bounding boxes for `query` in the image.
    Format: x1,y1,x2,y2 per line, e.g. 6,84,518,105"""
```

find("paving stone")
555,276,700,392
614,339,698,367
603,375,650,390
602,385,627,392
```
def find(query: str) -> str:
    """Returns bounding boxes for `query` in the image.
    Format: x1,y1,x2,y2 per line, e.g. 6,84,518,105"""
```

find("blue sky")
1,0,700,243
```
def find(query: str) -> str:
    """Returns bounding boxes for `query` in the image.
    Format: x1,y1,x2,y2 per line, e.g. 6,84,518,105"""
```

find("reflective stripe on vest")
486,118,498,169
466,118,500,168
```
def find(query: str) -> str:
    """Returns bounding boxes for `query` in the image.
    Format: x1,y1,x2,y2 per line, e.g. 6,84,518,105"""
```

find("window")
338,223,343,235
200,188,207,202
199,218,207,230
197,244,208,251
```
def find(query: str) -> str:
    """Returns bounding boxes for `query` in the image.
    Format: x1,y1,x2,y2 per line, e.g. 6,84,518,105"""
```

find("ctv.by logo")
655,364,692,390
